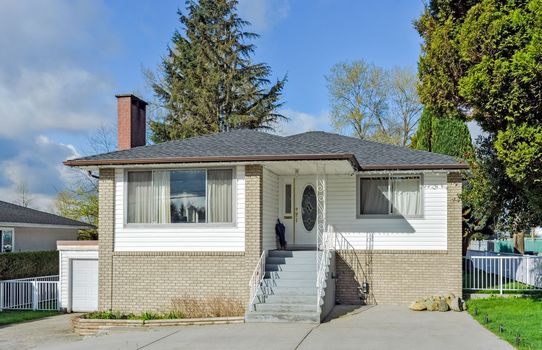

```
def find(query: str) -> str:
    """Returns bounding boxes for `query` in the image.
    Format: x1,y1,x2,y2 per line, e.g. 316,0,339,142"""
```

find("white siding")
59,249,98,311
114,165,246,252
262,169,279,251
327,173,448,250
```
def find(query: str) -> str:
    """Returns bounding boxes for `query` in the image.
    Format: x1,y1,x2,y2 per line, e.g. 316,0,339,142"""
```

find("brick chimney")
116,94,147,150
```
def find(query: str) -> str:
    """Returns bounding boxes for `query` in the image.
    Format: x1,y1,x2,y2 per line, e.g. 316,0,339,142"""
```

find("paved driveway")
11,306,513,350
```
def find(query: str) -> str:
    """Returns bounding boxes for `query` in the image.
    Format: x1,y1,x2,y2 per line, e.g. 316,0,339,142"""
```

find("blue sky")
0,0,426,211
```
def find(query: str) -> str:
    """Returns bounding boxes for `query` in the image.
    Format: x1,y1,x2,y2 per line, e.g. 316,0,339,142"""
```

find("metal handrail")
334,229,372,304
247,250,267,311
316,225,335,312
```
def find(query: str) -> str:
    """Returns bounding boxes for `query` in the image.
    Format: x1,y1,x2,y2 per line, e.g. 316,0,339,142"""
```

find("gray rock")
438,298,449,312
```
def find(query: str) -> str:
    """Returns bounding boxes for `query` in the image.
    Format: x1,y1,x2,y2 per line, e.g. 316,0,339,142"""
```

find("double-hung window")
127,168,234,224
358,175,422,217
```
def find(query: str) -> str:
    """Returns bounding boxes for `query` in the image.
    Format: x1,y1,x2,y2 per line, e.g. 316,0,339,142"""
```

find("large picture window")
127,169,233,224
358,175,422,217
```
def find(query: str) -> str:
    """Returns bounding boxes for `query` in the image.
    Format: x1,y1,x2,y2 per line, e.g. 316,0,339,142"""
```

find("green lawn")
0,310,60,326
467,297,542,349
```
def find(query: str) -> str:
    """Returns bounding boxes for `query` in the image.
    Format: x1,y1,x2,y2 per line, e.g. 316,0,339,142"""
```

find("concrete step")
265,263,316,272
254,303,319,313
260,286,318,296
262,278,316,288
266,257,315,265
245,311,320,323
265,295,317,304
265,270,316,280
267,250,317,258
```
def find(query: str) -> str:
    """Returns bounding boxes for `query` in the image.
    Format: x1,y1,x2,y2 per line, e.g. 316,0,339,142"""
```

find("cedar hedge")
0,251,58,280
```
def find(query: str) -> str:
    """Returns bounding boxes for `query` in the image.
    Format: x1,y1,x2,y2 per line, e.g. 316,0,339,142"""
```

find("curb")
72,316,244,335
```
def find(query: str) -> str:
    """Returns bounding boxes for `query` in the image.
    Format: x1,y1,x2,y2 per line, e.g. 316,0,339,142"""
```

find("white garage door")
71,259,98,312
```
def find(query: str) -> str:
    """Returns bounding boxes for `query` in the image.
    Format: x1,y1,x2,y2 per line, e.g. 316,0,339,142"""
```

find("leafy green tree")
148,0,286,142
56,182,98,240
326,61,422,145
415,0,542,212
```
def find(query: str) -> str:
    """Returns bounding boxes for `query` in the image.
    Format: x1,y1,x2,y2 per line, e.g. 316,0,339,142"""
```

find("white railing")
463,254,542,294
0,275,59,311
316,225,335,312
247,251,267,311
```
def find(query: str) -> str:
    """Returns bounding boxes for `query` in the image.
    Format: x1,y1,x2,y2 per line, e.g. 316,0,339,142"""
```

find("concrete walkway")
0,313,81,350
21,306,512,350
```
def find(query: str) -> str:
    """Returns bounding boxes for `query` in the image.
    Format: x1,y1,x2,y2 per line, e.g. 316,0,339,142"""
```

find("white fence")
0,275,59,311
464,251,542,294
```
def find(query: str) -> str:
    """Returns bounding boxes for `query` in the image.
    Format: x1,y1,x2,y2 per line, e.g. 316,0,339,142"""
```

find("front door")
294,177,317,245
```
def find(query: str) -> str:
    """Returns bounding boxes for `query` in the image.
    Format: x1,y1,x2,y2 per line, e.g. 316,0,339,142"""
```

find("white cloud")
0,135,82,212
274,109,331,136
237,0,290,31
0,0,115,139
0,68,112,138
0,0,115,212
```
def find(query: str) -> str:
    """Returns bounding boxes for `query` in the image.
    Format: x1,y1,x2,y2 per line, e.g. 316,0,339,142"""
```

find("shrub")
171,296,244,318
0,251,58,280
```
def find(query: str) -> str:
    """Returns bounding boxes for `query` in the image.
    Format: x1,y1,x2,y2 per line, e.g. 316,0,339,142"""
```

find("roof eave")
360,163,469,171
64,153,361,169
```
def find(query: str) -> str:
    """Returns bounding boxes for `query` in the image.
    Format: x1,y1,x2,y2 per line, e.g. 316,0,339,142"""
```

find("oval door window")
301,185,317,231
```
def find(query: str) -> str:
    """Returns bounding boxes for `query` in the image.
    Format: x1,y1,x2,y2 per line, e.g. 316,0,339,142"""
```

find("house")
62,94,466,322
0,200,93,253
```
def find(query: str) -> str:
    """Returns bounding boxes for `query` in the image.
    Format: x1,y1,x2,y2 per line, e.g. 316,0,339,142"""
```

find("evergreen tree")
148,0,286,142
412,108,473,159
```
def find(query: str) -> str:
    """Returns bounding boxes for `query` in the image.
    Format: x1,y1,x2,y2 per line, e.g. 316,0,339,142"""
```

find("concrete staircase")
245,250,322,323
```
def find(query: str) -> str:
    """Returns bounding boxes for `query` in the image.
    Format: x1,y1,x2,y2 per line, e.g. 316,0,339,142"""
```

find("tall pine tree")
148,0,286,142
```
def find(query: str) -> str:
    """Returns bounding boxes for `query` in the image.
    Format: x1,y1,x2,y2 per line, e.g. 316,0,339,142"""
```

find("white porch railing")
247,251,267,311
316,225,335,311
0,275,59,311
463,252,542,294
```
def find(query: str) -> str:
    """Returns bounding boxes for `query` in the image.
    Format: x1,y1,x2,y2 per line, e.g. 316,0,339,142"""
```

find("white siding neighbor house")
62,94,466,323
0,200,92,253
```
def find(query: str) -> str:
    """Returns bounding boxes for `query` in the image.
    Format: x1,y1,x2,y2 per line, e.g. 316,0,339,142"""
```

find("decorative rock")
450,297,462,312
425,298,440,311
409,301,427,311
438,299,449,312
445,293,455,308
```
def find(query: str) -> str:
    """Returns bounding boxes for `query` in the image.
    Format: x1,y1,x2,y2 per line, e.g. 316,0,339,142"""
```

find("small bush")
0,251,58,280
171,296,244,318
82,310,185,320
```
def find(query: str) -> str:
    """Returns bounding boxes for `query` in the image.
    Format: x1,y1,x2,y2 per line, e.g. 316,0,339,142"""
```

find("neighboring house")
63,94,466,322
0,200,93,253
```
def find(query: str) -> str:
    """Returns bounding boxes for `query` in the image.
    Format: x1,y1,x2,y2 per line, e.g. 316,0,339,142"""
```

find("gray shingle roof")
0,200,93,228
286,131,463,169
65,129,467,170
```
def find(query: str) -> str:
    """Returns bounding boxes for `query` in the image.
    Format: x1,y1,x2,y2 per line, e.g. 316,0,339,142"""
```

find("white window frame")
356,174,424,219
0,227,15,253
124,167,237,227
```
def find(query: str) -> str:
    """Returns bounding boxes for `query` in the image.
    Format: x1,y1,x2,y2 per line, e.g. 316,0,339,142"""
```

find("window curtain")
153,170,171,223
360,177,389,214
392,177,421,216
207,169,232,222
127,172,152,223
